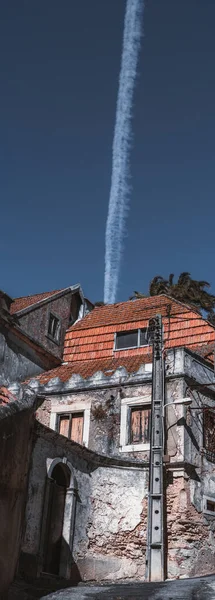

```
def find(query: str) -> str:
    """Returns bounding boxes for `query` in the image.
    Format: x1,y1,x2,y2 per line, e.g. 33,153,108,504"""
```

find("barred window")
204,409,215,455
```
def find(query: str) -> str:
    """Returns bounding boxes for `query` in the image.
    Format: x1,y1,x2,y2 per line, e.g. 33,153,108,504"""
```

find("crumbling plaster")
21,423,149,582
22,348,215,581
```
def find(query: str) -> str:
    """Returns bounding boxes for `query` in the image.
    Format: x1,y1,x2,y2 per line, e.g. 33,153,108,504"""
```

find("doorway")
43,463,70,575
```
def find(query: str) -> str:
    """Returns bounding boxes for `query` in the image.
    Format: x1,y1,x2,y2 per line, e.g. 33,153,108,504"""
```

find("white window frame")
119,395,151,452
50,400,91,447
203,495,215,516
114,329,149,351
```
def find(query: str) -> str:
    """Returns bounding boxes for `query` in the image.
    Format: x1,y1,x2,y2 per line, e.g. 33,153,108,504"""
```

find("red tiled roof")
68,295,181,331
10,289,66,314
37,354,153,384
28,295,215,384
63,295,215,365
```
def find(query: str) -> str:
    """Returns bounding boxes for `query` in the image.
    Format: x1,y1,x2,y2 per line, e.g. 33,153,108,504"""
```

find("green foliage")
130,273,215,325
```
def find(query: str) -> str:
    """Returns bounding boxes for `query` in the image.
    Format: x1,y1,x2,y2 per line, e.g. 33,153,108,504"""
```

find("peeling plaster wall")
20,428,91,577
18,293,81,360
0,331,43,385
21,425,149,582
75,467,148,582
37,383,152,461
26,348,215,580
166,474,215,579
0,403,35,597
165,350,215,578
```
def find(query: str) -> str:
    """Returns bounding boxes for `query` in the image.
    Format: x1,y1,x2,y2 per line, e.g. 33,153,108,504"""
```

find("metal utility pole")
146,314,164,582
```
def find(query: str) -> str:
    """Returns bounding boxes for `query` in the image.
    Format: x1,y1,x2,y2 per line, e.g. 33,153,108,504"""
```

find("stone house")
3,293,215,597
10,284,89,363
0,284,89,386
19,295,215,583
0,384,149,598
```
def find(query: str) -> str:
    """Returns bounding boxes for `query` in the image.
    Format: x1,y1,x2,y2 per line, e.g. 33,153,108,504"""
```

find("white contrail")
104,0,144,304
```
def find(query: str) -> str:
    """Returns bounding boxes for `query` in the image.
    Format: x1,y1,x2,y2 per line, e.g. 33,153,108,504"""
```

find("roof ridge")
12,289,62,301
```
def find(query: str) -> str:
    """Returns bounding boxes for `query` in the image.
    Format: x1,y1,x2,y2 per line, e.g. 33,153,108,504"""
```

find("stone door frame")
38,457,77,579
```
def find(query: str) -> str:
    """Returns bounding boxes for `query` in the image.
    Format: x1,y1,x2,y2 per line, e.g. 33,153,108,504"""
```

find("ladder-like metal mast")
146,314,164,582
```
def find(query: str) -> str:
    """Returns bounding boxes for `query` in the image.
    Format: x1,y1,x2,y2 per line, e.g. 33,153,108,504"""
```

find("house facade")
19,295,215,582
0,283,90,387
10,284,88,362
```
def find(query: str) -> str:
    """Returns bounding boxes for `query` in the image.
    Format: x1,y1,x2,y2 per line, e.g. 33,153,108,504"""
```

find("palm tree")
130,273,215,323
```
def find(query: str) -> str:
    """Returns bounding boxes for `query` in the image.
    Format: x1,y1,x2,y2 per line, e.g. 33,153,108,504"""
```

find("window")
48,313,61,344
50,399,91,448
115,328,148,350
119,395,151,452
130,406,151,445
203,409,215,457
58,412,84,444
203,495,215,516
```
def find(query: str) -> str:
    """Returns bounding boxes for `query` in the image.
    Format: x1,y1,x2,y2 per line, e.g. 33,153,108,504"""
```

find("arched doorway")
44,463,70,575
39,458,77,579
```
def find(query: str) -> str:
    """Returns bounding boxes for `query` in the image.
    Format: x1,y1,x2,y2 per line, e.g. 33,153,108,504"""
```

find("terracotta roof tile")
10,289,66,314
69,295,185,331
28,296,215,385
63,296,215,365
37,355,152,384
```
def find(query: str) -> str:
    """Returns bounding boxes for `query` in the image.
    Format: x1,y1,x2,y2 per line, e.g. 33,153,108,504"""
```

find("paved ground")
8,575,215,600
39,577,215,600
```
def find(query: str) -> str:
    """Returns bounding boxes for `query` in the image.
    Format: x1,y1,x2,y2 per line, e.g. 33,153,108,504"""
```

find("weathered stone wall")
27,349,215,581
0,330,43,386
165,473,215,579
18,292,79,360
75,466,148,582
21,423,149,582
21,427,90,572
0,398,35,597
36,382,152,461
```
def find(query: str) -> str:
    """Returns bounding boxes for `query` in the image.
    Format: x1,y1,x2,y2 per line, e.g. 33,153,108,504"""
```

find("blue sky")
1,0,215,303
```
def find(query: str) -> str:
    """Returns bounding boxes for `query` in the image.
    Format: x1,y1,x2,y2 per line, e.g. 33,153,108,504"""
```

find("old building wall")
165,473,215,579
74,466,148,582
36,381,152,461
20,426,91,578
18,293,75,359
0,401,35,598
21,423,149,583
0,331,43,385
27,348,215,581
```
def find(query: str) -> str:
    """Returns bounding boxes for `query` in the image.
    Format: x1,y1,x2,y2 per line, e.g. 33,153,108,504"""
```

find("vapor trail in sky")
104,0,144,304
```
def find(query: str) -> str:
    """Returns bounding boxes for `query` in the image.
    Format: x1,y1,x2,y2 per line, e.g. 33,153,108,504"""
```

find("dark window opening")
130,406,151,444
115,328,148,350
69,311,75,326
203,409,215,456
58,412,84,445
207,500,215,513
48,313,61,343
139,328,148,346
116,330,138,350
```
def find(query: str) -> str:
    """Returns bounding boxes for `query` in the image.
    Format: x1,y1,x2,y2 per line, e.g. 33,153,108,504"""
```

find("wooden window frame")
50,400,91,448
129,405,151,445
57,411,84,444
114,328,149,351
120,395,151,452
